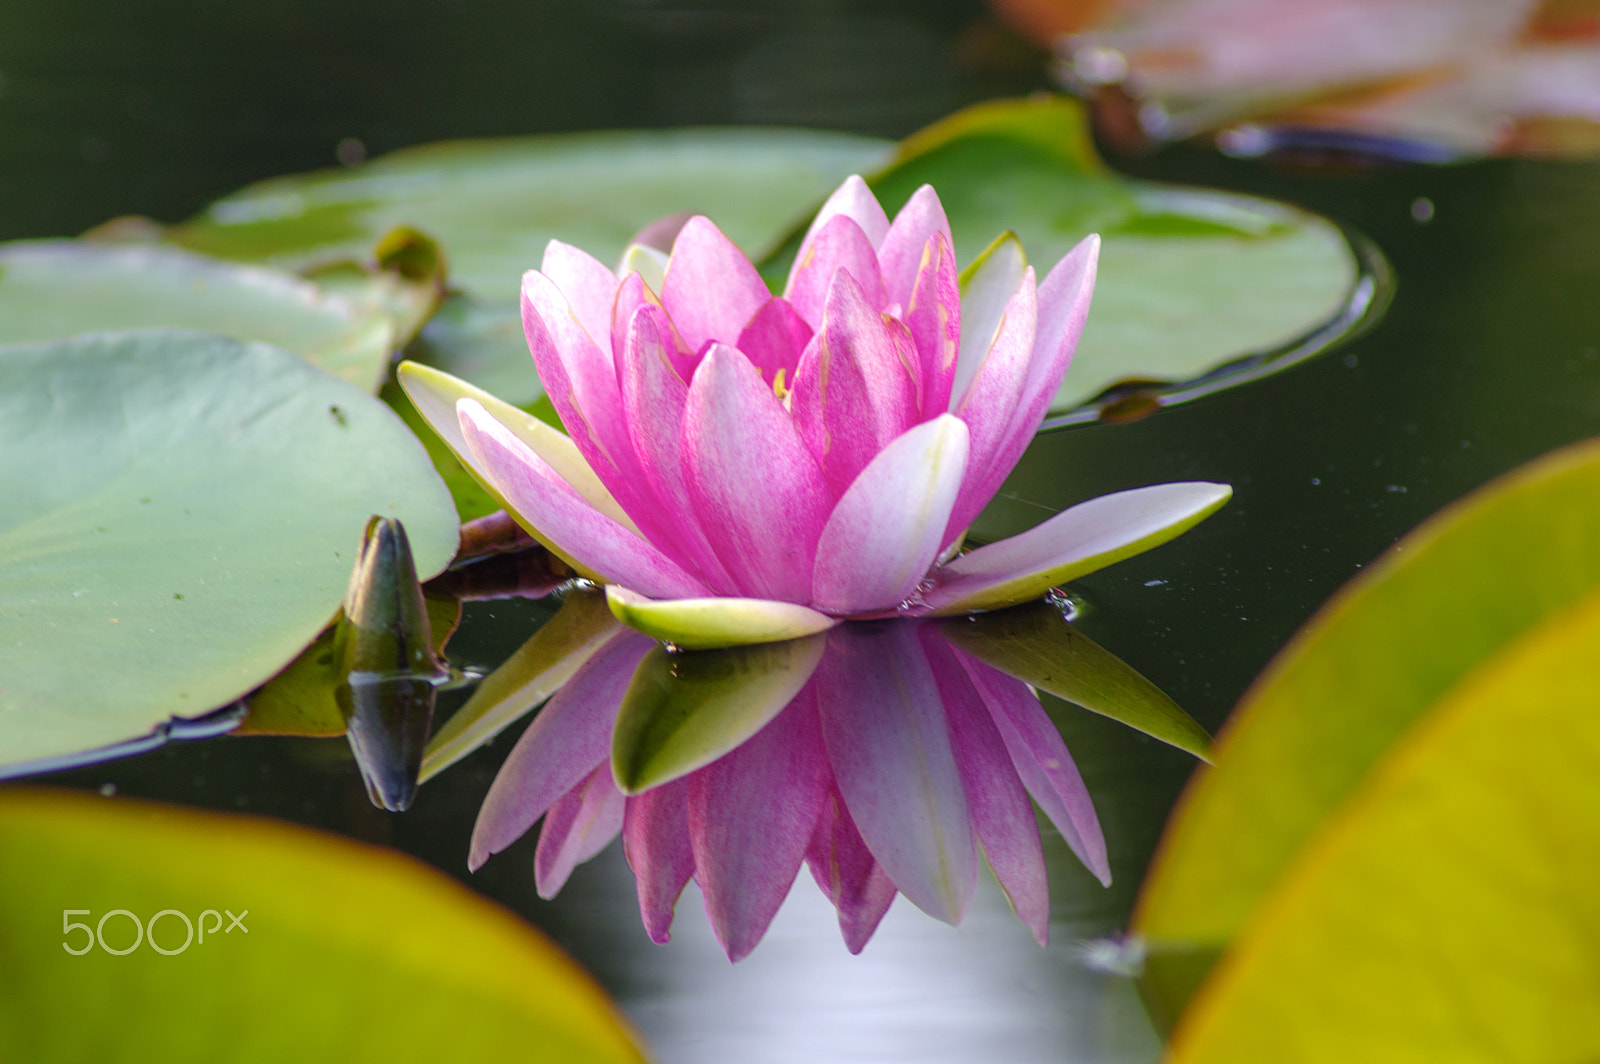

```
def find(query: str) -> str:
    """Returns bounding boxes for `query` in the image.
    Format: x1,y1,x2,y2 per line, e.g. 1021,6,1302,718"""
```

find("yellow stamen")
772,367,790,400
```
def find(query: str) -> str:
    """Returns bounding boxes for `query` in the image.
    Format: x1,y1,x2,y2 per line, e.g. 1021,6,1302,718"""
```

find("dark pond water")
6,1,1600,1060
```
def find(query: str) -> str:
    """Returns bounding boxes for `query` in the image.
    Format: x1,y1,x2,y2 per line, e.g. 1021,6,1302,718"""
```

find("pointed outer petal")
924,482,1234,616
958,653,1110,887
734,297,814,388
623,778,695,944
468,632,653,870
806,790,899,955
420,589,622,784
534,762,627,899
688,692,832,962
903,231,962,418
784,215,889,331
938,601,1212,761
541,240,622,354
397,361,637,537
815,624,977,925
617,307,738,592
945,268,1038,541
877,184,954,310
612,273,697,385
661,216,772,353
606,586,835,652
950,233,1027,413
683,344,831,603
811,415,970,615
792,175,891,276
617,243,670,292
459,399,710,600
920,628,1050,945
787,271,923,500
610,630,827,794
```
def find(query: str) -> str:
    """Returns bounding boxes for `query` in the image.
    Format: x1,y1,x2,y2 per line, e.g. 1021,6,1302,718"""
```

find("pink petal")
922,629,1050,944
459,399,710,600
735,296,814,390
811,415,969,615
806,788,899,955
816,625,977,924
684,343,831,603
469,631,653,870
957,651,1110,886
877,185,954,310
784,214,889,331
661,216,772,352
534,762,626,898
623,778,695,944
903,231,962,418
788,270,923,500
541,239,623,353
688,691,831,962
946,268,1038,541
612,271,697,383
793,175,890,270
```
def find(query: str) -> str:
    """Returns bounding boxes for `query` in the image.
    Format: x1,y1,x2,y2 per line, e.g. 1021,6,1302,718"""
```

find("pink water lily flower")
398,176,1231,650
471,621,1108,961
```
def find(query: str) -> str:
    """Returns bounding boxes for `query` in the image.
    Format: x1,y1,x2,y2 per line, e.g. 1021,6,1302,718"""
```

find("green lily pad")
0,241,400,393
856,96,1371,415
1133,435,1600,1022
0,330,458,771
1166,587,1600,1061
0,787,647,1062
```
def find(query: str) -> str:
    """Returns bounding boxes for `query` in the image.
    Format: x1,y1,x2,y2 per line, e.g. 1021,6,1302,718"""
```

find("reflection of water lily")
399,176,1230,649
472,620,1112,960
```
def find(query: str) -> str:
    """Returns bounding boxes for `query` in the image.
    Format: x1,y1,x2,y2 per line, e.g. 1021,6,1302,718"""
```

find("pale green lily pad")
0,330,458,771
0,241,398,393
857,97,1373,415
172,128,894,299
405,293,544,407
606,586,837,651
610,634,827,795
0,788,647,1062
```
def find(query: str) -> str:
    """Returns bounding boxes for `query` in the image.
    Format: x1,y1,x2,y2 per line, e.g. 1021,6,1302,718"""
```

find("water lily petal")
794,174,890,269
816,625,977,924
923,629,1050,944
950,232,1027,412
923,482,1234,616
789,270,922,499
735,296,814,389
806,788,899,955
903,230,962,418
469,631,653,870
785,214,889,331
811,415,970,614
623,778,695,944
689,693,831,962
684,343,831,603
606,586,835,651
617,242,669,293
459,398,710,599
959,652,1110,886
541,239,622,353
611,271,696,385
878,184,954,310
661,216,772,354
534,762,626,898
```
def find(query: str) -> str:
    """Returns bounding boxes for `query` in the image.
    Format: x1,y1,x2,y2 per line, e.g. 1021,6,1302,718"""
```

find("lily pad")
0,788,647,1062
853,96,1373,415
0,330,458,771
0,241,399,393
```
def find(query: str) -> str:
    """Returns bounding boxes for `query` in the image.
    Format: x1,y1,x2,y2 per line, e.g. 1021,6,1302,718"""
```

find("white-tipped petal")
950,232,1026,411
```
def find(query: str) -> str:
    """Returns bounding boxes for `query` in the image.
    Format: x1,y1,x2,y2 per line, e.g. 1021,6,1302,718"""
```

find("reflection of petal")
623,778,695,944
610,632,827,794
806,788,898,955
817,625,977,925
605,586,835,650
469,631,652,870
958,651,1110,886
535,762,626,898
689,691,831,962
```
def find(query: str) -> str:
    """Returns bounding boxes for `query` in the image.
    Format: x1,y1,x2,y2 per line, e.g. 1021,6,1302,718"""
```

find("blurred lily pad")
0,330,458,772
0,788,647,1063
0,241,401,392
